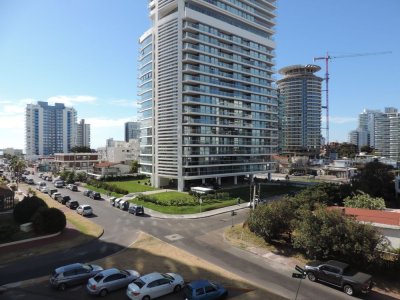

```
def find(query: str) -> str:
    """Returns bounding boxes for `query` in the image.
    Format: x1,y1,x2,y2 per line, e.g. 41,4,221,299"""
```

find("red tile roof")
95,162,118,168
330,207,400,226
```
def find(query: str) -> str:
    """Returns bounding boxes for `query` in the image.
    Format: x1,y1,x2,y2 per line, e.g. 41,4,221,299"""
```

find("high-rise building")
349,107,400,160
124,121,140,142
277,65,323,156
25,102,77,159
138,0,278,191
76,119,91,148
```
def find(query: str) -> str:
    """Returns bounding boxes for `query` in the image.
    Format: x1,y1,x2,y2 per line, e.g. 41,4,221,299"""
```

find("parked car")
126,272,184,300
38,173,43,178
49,189,58,196
83,190,93,197
87,268,140,297
113,198,123,208
54,181,64,188
47,176,53,181
184,279,227,300
109,197,117,206
49,262,103,291
40,186,49,194
36,181,47,190
52,192,62,199
55,194,63,202
66,200,80,210
76,205,93,216
90,192,101,200
67,184,78,191
26,178,35,185
304,260,373,296
60,196,71,205
118,199,128,210
128,204,144,216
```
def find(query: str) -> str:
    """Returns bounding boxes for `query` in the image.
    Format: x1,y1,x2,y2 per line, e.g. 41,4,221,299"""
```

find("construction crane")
313,51,391,149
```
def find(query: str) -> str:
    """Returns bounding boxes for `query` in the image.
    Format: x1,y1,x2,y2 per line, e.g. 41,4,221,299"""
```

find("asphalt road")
1,174,395,300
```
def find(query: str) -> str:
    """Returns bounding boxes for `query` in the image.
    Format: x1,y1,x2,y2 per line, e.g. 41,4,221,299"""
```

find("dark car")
90,192,101,200
60,196,71,205
49,263,103,291
128,204,144,216
184,279,227,300
66,200,79,210
83,190,93,197
304,260,373,296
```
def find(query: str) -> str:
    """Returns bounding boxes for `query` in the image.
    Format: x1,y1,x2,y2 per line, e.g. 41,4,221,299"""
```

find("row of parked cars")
49,262,228,299
109,194,144,216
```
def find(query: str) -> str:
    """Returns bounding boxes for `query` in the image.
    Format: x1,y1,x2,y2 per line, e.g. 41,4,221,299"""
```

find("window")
147,280,159,288
64,270,75,277
195,288,205,296
205,285,217,293
104,273,125,282
158,278,171,285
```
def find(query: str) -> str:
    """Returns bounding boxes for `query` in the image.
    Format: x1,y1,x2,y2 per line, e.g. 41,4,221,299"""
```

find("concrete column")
268,173,271,181
217,177,221,185
202,178,206,184
234,176,237,185
178,178,185,192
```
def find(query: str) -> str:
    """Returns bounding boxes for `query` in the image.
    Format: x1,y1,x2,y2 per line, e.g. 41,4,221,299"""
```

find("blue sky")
0,0,399,150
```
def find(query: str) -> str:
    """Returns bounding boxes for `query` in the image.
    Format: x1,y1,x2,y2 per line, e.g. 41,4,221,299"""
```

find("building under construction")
277,65,323,157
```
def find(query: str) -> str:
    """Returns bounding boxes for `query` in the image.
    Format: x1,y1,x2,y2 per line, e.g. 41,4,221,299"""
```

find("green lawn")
222,184,304,202
105,179,157,193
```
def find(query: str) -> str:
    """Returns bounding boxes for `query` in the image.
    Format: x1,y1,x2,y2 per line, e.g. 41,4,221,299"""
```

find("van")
36,181,46,190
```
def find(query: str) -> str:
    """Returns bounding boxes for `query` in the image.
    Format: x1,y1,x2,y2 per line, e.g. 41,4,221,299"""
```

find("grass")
222,184,304,202
105,179,157,192
130,191,238,214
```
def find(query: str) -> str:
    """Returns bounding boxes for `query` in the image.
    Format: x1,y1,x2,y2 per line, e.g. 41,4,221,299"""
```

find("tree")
32,207,66,234
248,198,295,242
351,161,396,206
337,143,358,158
344,191,386,210
13,196,48,224
70,146,92,153
130,160,139,173
360,145,374,154
292,206,388,264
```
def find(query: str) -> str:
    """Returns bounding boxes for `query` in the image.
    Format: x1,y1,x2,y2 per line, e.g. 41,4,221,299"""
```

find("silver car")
87,268,140,297
49,263,103,290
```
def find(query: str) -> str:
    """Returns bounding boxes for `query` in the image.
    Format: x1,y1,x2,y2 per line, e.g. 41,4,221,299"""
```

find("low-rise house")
92,162,131,178
53,153,99,172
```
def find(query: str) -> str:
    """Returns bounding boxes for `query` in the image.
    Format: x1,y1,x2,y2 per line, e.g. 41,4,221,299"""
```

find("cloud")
322,116,357,124
0,115,25,129
111,99,140,108
47,95,97,106
85,117,137,128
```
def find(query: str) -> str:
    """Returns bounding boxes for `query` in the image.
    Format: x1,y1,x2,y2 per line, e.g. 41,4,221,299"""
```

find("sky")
0,0,399,150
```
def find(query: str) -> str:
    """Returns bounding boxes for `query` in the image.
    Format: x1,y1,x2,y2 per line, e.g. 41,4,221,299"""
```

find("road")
1,173,394,300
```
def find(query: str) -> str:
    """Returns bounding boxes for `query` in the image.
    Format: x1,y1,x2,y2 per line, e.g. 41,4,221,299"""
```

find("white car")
40,186,49,194
126,272,184,300
76,205,93,216
52,192,62,199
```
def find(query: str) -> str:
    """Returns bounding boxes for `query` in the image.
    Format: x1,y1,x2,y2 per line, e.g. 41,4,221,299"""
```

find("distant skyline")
1,0,399,150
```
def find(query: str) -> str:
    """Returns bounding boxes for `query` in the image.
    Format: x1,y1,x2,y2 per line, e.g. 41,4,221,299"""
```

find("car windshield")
161,273,174,281
120,270,130,276
132,278,146,288
64,196,71,200
84,206,91,210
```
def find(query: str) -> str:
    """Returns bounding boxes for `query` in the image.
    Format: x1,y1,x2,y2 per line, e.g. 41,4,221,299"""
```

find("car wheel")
142,296,151,300
99,289,108,297
307,272,316,282
343,284,354,296
58,283,67,291
174,284,182,292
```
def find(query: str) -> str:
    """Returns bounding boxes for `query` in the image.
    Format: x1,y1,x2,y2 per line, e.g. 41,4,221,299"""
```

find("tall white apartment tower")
25,101,77,159
138,0,278,191
76,119,91,148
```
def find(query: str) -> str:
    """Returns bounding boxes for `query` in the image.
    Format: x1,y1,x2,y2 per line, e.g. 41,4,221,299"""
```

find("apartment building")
25,102,77,159
138,0,278,191
76,119,91,148
277,65,323,157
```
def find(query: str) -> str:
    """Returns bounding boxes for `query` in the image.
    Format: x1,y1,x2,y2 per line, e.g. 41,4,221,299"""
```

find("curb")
0,232,61,248
148,205,249,219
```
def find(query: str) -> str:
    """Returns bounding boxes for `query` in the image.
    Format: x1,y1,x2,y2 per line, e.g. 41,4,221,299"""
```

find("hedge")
32,207,66,234
13,196,48,224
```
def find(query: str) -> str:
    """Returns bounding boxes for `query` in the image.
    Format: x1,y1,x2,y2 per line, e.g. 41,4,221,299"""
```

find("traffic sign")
295,265,305,274
292,273,306,279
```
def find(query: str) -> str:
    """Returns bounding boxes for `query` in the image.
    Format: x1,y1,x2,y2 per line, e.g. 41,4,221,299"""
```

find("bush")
0,224,17,242
32,207,66,234
13,196,48,224
344,191,386,210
